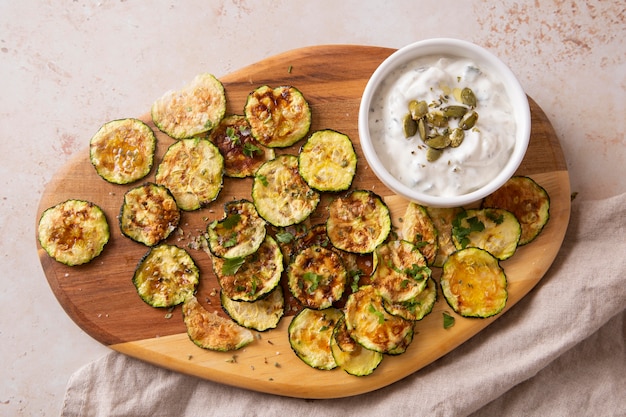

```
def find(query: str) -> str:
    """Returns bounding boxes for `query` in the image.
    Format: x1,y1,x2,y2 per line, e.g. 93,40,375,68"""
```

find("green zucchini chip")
119,183,180,246
331,316,383,376
89,118,156,185
287,245,347,310
211,234,283,302
183,296,254,352
220,285,284,332
207,200,266,259
151,73,226,139
372,240,431,303
288,307,342,370
481,176,550,245
208,115,275,178
383,277,437,321
452,208,521,260
252,154,320,227
38,199,109,266
298,129,357,192
244,85,311,148
132,244,199,308
155,138,224,211
402,202,438,266
344,285,414,353
440,247,507,318
426,206,464,267
326,190,391,254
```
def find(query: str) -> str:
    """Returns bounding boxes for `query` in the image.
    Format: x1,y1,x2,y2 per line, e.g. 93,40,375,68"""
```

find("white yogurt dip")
367,55,516,197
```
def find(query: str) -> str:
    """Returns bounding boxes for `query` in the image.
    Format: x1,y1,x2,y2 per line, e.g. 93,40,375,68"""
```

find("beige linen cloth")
61,193,626,417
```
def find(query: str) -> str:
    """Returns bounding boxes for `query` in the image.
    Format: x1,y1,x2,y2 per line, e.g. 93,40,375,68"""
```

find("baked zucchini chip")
382,277,437,321
287,245,347,310
151,73,226,139
89,118,156,184
244,85,311,148
38,199,109,266
482,176,550,245
426,206,464,267
326,190,391,254
132,244,199,308
252,154,320,227
344,285,414,353
298,129,357,192
440,247,507,318
183,296,254,352
119,183,180,246
372,240,431,303
208,115,275,178
207,200,266,259
402,202,438,266
155,138,224,211
452,208,521,261
220,285,284,332
331,316,383,376
288,307,342,370
211,235,283,302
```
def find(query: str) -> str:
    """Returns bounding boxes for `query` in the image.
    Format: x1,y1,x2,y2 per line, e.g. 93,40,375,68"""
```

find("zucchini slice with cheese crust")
383,277,437,321
220,285,284,332
481,176,550,245
211,234,283,302
207,199,266,259
132,244,199,308
151,73,226,139
119,183,180,246
244,85,311,148
298,129,357,192
252,154,320,227
287,245,347,310
155,138,224,211
426,206,464,267
183,295,254,352
440,247,507,318
451,208,521,260
38,199,109,266
372,240,431,304
208,114,275,178
401,202,438,266
331,316,383,376
288,307,342,370
344,285,414,353
89,118,156,185
326,190,391,254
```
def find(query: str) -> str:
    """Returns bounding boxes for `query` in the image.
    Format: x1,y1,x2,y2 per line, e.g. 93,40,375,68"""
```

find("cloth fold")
61,193,626,417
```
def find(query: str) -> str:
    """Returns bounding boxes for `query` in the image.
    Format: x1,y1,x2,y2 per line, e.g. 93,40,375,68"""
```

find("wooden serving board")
37,45,570,399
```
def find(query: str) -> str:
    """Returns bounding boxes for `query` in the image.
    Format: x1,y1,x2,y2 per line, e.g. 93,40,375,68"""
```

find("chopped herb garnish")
222,257,245,275
303,272,323,293
257,174,269,186
452,212,485,248
275,230,295,244
486,210,505,225
368,303,385,324
443,311,455,329
243,142,263,157
222,213,241,229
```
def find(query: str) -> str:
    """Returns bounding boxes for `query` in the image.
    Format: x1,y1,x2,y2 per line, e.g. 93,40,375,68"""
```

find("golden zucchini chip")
38,199,109,266
326,190,391,254
440,247,507,318
220,285,285,332
426,206,464,267
151,73,226,139
89,118,156,184
155,138,224,211
287,245,347,310
402,202,438,266
482,176,550,245
208,115,275,178
331,316,383,376
244,85,311,148
252,154,320,227
119,183,180,246
207,199,266,260
298,129,357,192
132,244,199,308
183,296,254,352
288,307,342,370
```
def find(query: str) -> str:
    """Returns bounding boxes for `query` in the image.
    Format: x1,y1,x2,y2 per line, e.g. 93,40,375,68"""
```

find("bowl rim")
358,38,531,207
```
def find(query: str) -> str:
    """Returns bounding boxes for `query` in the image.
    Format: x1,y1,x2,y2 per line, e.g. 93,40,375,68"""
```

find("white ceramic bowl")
358,38,530,207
